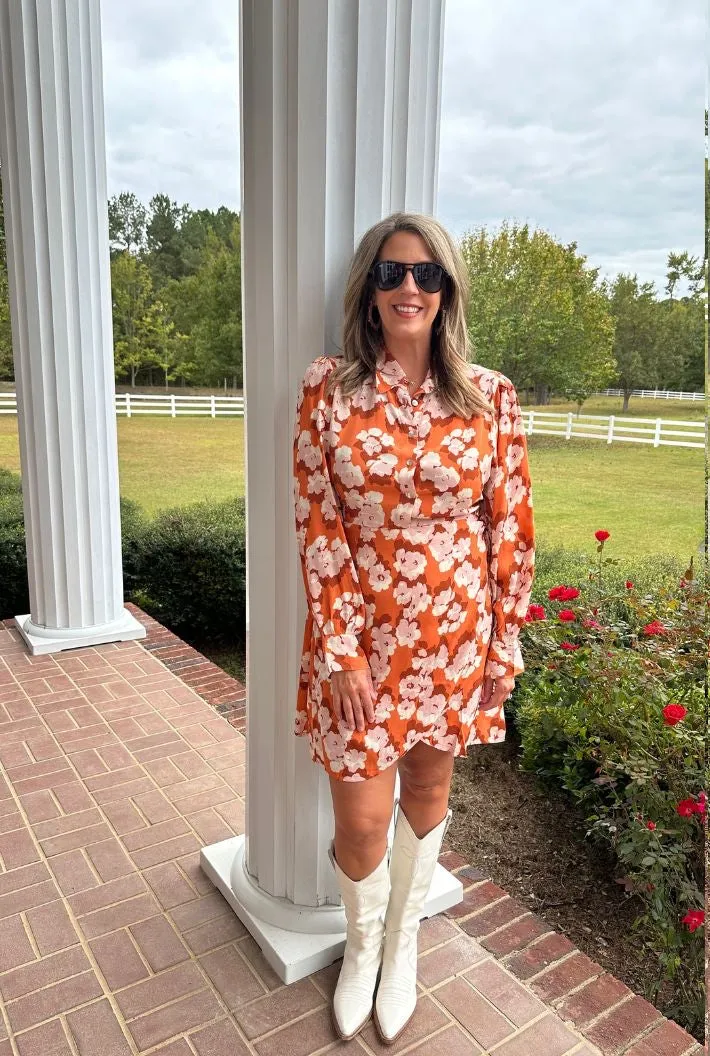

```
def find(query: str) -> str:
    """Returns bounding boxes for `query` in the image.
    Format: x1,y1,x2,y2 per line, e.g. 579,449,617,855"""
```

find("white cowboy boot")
328,840,391,1040
374,800,453,1045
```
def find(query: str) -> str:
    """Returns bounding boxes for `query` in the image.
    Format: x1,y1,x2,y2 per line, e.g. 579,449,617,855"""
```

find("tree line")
0,183,704,407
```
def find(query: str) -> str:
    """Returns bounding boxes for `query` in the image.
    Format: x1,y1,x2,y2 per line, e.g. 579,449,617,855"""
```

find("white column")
0,0,144,654
200,0,462,984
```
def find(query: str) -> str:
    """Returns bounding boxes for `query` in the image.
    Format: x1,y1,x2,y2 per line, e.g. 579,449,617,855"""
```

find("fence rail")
0,392,704,448
600,387,704,401
524,410,704,449
0,392,245,418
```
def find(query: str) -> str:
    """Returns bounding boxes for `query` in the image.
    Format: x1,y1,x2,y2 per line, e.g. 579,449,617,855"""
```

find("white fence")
0,392,244,418
524,410,704,449
0,392,704,448
600,387,704,401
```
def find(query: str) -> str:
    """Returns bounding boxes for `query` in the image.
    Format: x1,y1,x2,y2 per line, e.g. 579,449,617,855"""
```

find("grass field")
0,398,704,561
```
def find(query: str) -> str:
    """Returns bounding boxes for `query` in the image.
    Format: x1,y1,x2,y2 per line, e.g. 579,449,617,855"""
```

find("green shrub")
0,468,29,616
515,533,706,1035
135,496,246,645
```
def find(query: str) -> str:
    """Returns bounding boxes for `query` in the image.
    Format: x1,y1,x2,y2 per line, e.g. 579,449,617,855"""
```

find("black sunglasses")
369,260,448,294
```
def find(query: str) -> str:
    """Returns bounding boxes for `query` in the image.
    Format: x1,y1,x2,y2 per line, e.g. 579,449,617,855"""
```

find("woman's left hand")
479,674,515,711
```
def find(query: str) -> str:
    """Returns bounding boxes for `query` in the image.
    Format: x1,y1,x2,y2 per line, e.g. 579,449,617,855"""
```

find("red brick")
585,996,663,1052
506,932,577,980
460,897,529,939
190,1018,253,1056
130,915,189,972
479,914,548,957
12,768,76,797
0,879,59,919
35,807,103,840
0,828,39,870
26,899,79,955
624,1018,699,1056
554,970,631,1024
186,809,233,843
447,882,508,921
14,1018,73,1056
101,799,147,835
83,766,145,793
130,833,201,870
141,757,186,788
6,972,103,1033
144,861,198,910
122,817,188,851
68,873,146,917
49,849,99,897
39,821,113,857
89,930,150,989
0,946,90,1001
128,990,223,1051
183,913,248,954
21,790,61,823
85,838,136,882
116,961,205,1020
96,744,135,771
170,891,234,932
66,999,132,1056
92,777,156,804
198,944,266,1010
434,975,513,1050
0,915,35,972
52,781,95,815
417,936,486,988
70,750,108,778
78,893,159,939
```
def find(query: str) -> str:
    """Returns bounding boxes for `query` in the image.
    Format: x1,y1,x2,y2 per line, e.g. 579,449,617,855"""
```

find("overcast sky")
101,0,704,296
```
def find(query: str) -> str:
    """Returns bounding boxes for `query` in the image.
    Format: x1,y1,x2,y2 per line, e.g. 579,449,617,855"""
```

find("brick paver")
0,617,701,1056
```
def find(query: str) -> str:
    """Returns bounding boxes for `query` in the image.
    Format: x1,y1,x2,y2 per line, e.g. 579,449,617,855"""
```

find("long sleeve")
482,375,535,681
292,357,370,675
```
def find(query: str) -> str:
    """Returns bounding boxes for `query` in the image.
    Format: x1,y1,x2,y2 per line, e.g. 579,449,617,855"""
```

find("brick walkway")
0,617,703,1056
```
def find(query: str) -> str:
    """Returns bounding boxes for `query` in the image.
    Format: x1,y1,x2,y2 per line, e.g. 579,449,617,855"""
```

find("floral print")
292,347,535,782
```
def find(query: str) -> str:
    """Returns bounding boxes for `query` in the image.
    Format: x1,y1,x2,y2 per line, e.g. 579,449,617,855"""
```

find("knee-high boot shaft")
374,800,452,1045
329,841,391,1041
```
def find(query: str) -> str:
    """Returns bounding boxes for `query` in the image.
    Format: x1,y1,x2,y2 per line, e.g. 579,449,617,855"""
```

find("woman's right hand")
331,669,377,732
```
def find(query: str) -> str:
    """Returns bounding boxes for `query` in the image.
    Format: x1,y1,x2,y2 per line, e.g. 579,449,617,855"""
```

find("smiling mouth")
392,305,423,316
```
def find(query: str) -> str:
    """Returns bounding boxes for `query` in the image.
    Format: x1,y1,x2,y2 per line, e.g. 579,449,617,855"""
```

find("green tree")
607,274,658,410
460,221,616,404
108,191,147,256
111,251,159,386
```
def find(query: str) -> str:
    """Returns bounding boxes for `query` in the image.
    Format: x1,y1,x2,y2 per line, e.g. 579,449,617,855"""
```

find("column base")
200,835,464,985
14,608,146,656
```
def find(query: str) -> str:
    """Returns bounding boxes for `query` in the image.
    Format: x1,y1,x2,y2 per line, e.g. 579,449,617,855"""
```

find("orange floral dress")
292,347,535,782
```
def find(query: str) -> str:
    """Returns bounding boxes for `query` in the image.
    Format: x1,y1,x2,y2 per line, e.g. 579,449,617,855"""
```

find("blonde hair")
325,212,495,419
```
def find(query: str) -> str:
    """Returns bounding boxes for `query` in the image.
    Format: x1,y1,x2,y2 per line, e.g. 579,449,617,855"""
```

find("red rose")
561,587,580,601
582,618,602,629
548,585,566,600
642,620,666,636
662,704,687,726
558,609,576,622
526,604,546,622
676,799,697,818
645,821,656,830
625,581,634,589
560,642,579,651
681,909,704,932
595,530,610,542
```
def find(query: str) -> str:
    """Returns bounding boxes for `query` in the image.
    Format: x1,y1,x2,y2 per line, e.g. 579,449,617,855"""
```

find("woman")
292,212,535,1044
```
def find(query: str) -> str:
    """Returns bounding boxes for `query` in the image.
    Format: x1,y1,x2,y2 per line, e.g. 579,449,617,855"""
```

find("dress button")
411,399,419,406
406,459,414,467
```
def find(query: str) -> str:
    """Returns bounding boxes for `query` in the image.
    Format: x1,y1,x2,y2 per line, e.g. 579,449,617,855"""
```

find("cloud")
100,0,703,292
438,0,704,293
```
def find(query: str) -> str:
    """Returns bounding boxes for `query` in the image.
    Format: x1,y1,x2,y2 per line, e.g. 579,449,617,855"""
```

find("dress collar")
375,347,435,396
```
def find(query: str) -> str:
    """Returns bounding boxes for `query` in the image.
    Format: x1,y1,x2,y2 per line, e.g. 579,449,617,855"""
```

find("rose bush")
511,531,706,1035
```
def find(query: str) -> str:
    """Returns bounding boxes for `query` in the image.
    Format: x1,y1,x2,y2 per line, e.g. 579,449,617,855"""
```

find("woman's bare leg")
329,761,398,879
396,741,455,835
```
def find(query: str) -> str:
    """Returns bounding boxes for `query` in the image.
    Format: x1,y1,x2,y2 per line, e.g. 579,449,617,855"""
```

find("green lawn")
0,405,704,560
